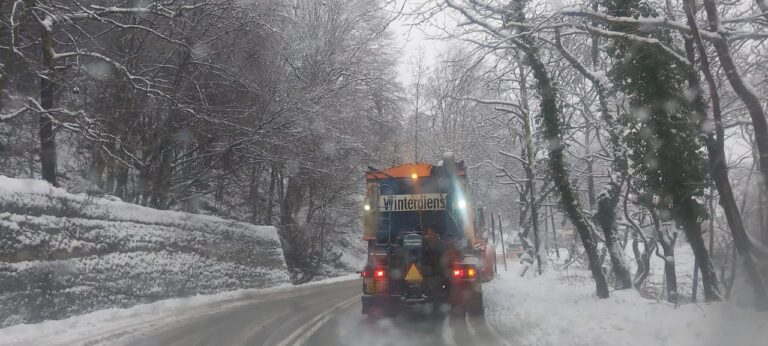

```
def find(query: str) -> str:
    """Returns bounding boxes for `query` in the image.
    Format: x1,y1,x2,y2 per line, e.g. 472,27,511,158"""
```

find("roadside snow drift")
484,262,768,346
0,176,290,327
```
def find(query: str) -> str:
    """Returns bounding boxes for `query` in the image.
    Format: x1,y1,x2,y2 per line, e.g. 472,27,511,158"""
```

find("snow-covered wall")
0,176,290,327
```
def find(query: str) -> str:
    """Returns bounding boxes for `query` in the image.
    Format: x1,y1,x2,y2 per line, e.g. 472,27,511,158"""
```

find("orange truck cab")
360,153,494,316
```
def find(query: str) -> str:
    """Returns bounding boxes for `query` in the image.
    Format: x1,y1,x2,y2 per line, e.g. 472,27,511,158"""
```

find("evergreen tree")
602,0,721,301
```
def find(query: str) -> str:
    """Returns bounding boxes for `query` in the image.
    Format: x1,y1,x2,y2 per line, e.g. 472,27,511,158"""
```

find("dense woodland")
1,0,768,306
0,0,405,280
409,0,768,307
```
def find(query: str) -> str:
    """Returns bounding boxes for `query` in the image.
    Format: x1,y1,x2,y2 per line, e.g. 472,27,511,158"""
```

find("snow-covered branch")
0,105,29,122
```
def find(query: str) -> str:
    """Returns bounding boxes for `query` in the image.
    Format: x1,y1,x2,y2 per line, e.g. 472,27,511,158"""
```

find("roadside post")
498,213,507,271
491,213,497,273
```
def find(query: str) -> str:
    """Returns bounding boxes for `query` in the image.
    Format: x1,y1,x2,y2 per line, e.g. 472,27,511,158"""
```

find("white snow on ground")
0,274,358,346
0,176,291,327
4,174,765,345
484,261,768,346
0,176,280,244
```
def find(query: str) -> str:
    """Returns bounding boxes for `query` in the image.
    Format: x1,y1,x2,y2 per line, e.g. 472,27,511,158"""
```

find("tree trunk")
39,20,57,186
517,157,534,257
727,246,738,298
523,44,609,298
651,210,679,303
248,164,261,224
682,211,721,301
152,149,172,209
305,185,316,224
90,151,106,188
632,237,654,288
595,183,633,289
624,183,656,288
692,260,699,303
115,165,128,199
663,250,678,303
701,0,768,201
0,0,31,112
266,165,277,225
280,173,305,266
519,63,545,274
280,175,303,230
585,127,597,210
556,26,626,292
549,198,560,259
684,0,768,307
762,183,768,244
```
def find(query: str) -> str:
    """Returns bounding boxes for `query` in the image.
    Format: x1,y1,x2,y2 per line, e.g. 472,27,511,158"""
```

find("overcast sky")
388,0,453,87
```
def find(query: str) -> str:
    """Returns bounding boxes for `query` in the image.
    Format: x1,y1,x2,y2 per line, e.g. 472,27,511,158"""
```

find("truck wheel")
468,286,484,316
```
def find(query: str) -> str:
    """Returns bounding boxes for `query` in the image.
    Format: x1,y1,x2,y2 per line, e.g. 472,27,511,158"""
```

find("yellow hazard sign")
404,263,423,282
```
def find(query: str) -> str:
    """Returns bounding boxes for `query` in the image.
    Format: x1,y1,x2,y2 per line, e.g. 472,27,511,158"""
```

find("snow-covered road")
4,258,766,346
0,275,504,346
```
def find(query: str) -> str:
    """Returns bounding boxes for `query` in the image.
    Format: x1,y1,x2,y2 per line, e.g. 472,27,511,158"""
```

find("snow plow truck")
361,153,495,316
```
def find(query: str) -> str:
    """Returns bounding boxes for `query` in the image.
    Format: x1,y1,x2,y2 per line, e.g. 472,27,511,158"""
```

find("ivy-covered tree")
505,0,609,298
594,182,633,289
602,0,721,301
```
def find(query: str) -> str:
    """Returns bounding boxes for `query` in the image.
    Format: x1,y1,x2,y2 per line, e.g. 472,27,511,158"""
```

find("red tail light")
375,268,386,279
452,265,477,280
361,267,373,278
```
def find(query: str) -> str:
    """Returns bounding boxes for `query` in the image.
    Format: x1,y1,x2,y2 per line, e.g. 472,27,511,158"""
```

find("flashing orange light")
467,268,476,278
411,173,418,180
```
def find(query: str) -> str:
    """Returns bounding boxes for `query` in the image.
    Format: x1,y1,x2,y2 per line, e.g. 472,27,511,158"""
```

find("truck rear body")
361,156,493,316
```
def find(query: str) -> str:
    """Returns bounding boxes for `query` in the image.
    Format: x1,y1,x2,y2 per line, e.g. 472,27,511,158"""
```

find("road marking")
232,312,286,346
289,313,332,345
291,297,359,345
441,315,458,346
276,294,360,346
465,313,478,339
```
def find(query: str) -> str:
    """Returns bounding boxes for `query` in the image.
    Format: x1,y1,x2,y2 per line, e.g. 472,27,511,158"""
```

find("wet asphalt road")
122,279,504,346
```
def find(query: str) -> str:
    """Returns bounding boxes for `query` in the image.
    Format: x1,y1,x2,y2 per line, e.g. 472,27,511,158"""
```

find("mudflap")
467,284,484,316
449,281,484,316
363,294,448,319
362,295,398,317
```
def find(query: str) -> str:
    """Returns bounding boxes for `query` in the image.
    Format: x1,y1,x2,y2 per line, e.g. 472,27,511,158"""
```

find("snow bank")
484,263,768,346
0,176,290,327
